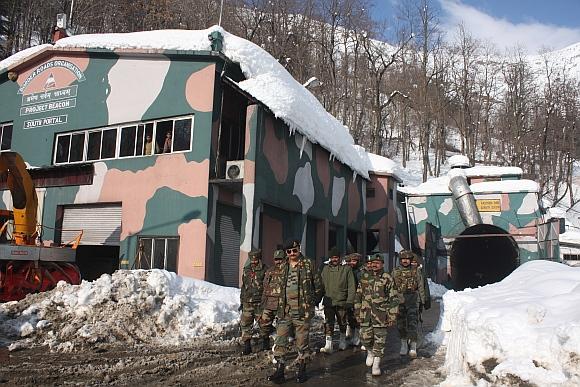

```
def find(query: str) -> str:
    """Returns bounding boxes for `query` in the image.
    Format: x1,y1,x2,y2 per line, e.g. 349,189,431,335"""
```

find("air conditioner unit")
226,160,244,180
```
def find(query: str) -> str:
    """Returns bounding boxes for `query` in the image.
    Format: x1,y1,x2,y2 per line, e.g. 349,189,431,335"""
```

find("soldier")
240,248,267,355
268,239,323,384
344,253,363,346
392,250,426,359
259,249,286,351
354,253,399,376
319,246,355,353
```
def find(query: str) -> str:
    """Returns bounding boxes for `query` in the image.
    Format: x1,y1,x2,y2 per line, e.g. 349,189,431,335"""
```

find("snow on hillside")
0,270,240,351
438,260,580,387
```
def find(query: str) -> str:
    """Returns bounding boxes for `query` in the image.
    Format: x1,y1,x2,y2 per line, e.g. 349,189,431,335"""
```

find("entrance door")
215,203,241,287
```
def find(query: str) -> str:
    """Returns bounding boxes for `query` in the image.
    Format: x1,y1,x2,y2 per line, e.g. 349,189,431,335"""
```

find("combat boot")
242,339,252,355
371,356,382,376
338,332,347,350
296,361,307,383
267,361,285,383
365,351,375,367
352,328,361,346
409,341,417,358
399,339,408,356
261,336,270,351
320,335,333,353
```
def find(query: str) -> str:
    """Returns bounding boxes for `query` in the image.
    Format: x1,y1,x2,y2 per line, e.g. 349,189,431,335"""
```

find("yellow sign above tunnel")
476,199,501,212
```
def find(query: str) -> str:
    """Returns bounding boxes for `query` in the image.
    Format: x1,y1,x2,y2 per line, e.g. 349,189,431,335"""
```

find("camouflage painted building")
0,28,400,286
399,160,560,290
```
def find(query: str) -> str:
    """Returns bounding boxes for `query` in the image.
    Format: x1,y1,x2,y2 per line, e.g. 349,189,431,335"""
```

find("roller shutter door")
215,203,241,287
61,204,122,245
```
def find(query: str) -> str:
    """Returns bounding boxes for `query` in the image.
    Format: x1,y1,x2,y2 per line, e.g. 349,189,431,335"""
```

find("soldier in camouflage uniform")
354,253,399,376
392,250,426,359
344,253,363,346
268,239,323,384
240,248,267,355
259,249,286,351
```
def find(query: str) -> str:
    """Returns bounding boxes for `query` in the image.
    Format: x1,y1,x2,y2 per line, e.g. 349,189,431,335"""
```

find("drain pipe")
448,170,482,227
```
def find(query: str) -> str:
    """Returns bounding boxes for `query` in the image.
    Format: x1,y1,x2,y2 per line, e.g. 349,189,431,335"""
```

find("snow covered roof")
0,26,370,178
366,152,403,181
447,154,470,168
560,230,580,245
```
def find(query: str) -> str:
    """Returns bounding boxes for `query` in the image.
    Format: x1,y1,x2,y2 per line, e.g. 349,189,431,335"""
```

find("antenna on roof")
218,0,224,26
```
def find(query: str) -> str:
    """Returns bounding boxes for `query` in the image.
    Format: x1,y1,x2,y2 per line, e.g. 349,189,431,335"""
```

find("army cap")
284,238,301,250
399,250,415,260
346,253,362,261
328,246,340,257
367,253,383,262
273,249,285,260
249,248,262,259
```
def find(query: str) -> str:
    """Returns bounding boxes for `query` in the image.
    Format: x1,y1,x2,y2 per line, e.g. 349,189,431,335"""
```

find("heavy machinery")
0,151,81,302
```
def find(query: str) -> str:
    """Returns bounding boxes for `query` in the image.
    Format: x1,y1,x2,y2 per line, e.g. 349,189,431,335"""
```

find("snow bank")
0,270,240,352
440,261,580,386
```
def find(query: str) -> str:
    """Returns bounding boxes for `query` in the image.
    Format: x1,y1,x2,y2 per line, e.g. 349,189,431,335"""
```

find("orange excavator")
0,151,81,302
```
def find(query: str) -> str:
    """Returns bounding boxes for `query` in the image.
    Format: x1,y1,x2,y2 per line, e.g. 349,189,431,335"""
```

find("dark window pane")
138,238,153,269
156,120,173,154
87,131,102,160
1,124,12,150
143,123,154,155
70,133,85,162
136,125,145,156
101,129,117,159
153,238,166,269
120,126,137,157
166,238,179,272
55,135,70,163
173,118,191,151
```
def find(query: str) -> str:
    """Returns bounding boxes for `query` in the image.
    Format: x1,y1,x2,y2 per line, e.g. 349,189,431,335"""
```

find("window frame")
136,236,180,271
0,122,13,151
53,115,194,165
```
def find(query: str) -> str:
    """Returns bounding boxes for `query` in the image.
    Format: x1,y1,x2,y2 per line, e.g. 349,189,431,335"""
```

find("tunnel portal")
450,224,519,290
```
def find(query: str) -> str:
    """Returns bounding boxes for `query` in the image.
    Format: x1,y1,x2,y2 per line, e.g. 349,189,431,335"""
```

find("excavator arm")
0,151,38,245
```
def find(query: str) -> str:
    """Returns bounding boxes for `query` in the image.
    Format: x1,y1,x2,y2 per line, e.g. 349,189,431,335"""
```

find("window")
564,254,580,261
0,122,13,151
135,236,179,272
53,116,193,165
366,187,376,198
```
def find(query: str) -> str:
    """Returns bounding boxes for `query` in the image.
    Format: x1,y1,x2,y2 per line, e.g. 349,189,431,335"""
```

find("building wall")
0,50,219,279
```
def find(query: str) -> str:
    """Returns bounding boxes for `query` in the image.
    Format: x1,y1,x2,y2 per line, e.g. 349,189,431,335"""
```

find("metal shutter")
61,204,122,245
215,203,241,287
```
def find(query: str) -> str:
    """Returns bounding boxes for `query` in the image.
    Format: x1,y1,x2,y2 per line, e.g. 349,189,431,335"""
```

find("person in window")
163,131,172,153
144,134,153,155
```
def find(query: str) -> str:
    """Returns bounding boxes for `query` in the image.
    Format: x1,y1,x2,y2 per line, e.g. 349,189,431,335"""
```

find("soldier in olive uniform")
259,249,286,351
344,253,363,346
354,253,399,376
319,246,355,353
392,250,426,359
240,248,267,355
268,239,323,384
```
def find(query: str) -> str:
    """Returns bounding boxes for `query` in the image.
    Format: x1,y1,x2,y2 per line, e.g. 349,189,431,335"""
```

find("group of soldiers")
239,239,430,384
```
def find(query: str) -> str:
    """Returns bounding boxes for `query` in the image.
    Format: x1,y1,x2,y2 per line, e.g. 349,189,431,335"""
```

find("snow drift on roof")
366,152,402,179
0,44,52,71
4,26,370,177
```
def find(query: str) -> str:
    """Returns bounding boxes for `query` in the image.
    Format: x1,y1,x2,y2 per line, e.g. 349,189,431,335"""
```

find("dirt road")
0,302,445,386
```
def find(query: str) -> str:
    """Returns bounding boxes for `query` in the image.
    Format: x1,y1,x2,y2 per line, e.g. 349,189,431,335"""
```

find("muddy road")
0,302,445,386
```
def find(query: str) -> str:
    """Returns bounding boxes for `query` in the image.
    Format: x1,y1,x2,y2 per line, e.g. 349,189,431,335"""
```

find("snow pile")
440,261,580,386
0,269,240,352
428,279,449,300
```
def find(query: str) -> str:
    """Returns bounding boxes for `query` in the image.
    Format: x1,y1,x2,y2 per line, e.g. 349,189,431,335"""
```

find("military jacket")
392,266,426,304
276,255,323,320
240,263,267,304
261,264,284,310
320,264,355,307
354,270,399,327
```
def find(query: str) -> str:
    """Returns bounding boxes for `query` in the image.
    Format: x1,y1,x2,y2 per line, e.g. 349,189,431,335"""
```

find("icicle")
299,136,307,158
353,171,357,182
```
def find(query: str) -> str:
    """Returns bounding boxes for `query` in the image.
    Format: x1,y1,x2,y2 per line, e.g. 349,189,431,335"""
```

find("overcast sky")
374,0,580,54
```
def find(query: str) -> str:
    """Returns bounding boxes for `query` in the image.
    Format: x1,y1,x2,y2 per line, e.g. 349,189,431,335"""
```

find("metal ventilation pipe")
449,174,482,227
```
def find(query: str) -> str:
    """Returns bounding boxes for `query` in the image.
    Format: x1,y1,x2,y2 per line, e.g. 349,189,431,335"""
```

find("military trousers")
397,292,419,341
273,310,310,362
323,305,348,336
346,306,359,329
240,301,261,341
360,326,388,357
259,307,277,337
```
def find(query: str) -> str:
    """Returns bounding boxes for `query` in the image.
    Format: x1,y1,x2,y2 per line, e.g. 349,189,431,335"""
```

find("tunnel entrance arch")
450,224,519,290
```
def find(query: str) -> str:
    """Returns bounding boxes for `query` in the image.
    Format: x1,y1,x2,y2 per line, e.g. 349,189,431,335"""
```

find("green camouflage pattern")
360,326,388,357
396,292,420,341
258,307,276,337
240,301,261,341
273,313,310,362
354,271,399,328
392,266,426,304
240,263,266,304
261,262,284,310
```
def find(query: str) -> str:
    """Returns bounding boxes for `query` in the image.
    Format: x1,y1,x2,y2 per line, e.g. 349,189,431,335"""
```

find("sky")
373,0,580,54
